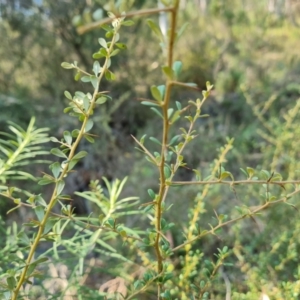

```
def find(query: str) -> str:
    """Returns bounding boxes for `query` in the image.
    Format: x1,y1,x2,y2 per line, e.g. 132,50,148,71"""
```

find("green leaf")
110,49,120,57
246,167,255,178
157,85,165,99
34,206,45,222
148,189,156,199
84,135,95,143
105,70,116,81
177,22,189,40
122,20,134,26
105,31,113,38
150,107,163,118
57,180,65,195
101,24,111,31
51,148,67,158
50,137,59,143
220,171,234,181
43,218,56,234
260,170,270,180
96,96,108,104
93,61,101,75
38,178,54,185
63,131,72,145
176,101,182,110
74,71,81,81
64,91,72,100
68,159,79,171
85,119,94,132
169,135,180,146
72,129,80,137
173,61,182,79
90,75,98,88
162,65,174,79
150,85,162,102
98,37,107,48
17,231,30,244
81,76,91,82
61,62,73,69
149,137,162,145
73,151,88,160
141,101,160,107
164,166,171,178
93,52,104,59
6,277,16,291
50,162,61,179
115,43,127,49
167,108,174,119
146,19,163,41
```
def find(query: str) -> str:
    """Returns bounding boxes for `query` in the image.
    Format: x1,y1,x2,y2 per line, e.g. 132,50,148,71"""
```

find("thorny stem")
12,24,121,300
171,188,300,252
77,7,173,35
153,1,180,297
171,179,300,186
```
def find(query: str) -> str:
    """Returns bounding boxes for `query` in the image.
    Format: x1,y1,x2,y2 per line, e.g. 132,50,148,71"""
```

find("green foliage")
1,1,300,300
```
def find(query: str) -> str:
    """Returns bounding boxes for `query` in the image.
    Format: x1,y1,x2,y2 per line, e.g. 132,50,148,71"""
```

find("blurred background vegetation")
1,0,300,298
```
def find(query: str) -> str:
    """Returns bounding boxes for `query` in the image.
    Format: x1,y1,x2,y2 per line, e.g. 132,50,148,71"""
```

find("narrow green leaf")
115,43,127,49
57,180,65,196
63,131,72,145
34,206,45,222
122,20,134,26
175,101,182,110
38,178,54,185
148,189,156,199
61,62,73,69
162,66,174,79
157,85,165,99
146,19,163,41
98,38,107,48
96,96,108,104
81,76,91,82
68,159,79,171
167,108,174,119
84,135,95,143
51,148,67,158
164,166,171,178
141,101,160,107
17,231,30,244
93,61,101,75
173,61,182,79
93,52,104,59
72,129,80,137
101,24,111,31
150,85,162,102
149,137,162,145
50,162,61,179
64,91,72,100
150,107,163,118
6,277,16,291
85,119,94,132
110,49,120,57
246,167,255,178
169,135,180,146
73,151,88,160
74,71,81,81
177,22,189,40
90,75,98,88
